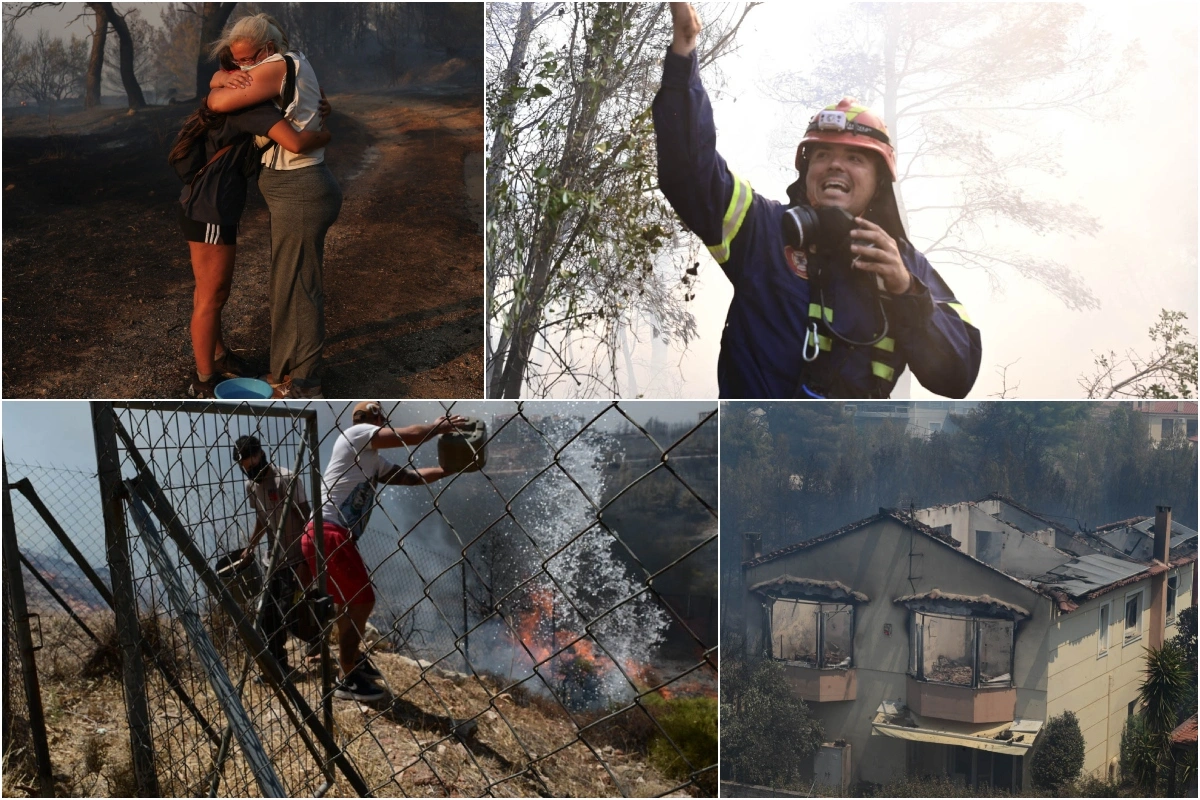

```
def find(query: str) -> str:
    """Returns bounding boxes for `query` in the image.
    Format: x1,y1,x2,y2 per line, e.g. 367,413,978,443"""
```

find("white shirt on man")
320,424,396,539
245,466,308,567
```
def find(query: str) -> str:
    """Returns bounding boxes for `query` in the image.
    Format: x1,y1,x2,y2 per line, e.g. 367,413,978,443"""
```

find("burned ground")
2,78,483,398
0,609,702,798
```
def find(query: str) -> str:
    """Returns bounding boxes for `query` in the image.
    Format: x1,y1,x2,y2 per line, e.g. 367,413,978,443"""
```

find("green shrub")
1119,714,1158,791
721,659,823,789
646,695,717,796
1030,710,1085,791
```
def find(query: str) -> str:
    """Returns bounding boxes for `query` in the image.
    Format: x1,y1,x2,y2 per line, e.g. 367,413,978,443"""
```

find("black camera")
781,205,857,259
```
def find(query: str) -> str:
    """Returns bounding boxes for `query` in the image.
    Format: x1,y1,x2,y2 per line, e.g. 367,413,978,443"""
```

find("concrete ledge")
907,675,1016,723
780,664,857,702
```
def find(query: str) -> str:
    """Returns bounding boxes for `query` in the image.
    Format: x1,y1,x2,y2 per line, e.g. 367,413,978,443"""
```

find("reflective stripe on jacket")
652,48,981,399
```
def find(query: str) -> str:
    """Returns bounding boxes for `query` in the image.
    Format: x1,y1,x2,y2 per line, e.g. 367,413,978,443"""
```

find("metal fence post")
124,484,286,798
305,413,335,735
114,420,372,797
91,402,160,797
2,459,55,797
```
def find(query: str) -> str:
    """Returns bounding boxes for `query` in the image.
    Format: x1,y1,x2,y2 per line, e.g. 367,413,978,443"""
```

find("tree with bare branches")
767,3,1142,313
100,5,152,99
5,2,147,108
2,20,26,98
83,1,107,107
10,28,87,104
1079,310,1198,399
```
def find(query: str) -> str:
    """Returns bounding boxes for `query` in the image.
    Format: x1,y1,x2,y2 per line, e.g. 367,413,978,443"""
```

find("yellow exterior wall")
1046,563,1194,779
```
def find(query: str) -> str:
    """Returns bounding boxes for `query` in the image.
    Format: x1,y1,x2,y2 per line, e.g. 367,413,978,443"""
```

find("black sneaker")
333,671,386,702
355,654,383,681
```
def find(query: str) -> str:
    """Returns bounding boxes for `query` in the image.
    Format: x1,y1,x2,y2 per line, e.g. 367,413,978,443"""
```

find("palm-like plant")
1132,643,1191,792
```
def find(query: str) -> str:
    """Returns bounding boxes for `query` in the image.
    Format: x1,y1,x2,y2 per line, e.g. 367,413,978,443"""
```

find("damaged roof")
744,510,957,568
1027,554,1147,600
1089,517,1198,562
894,589,1031,620
748,502,1198,614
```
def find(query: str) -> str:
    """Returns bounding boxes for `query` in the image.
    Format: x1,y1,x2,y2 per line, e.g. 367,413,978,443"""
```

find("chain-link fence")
3,458,116,796
5,400,718,798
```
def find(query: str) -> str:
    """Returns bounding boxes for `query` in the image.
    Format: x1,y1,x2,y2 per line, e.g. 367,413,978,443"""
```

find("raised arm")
652,3,757,284
266,120,331,154
670,2,701,56
208,59,286,113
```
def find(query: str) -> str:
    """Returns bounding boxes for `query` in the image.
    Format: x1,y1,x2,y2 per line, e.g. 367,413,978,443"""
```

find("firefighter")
653,3,981,399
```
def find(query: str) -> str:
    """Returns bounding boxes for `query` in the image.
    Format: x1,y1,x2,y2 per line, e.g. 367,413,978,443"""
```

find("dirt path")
2,85,483,398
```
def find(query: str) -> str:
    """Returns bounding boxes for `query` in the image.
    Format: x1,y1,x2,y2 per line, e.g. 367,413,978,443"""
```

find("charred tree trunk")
195,2,237,100
84,3,109,109
95,3,146,109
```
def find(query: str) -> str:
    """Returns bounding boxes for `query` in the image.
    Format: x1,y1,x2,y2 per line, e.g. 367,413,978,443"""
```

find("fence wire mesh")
4,460,121,796
5,400,718,798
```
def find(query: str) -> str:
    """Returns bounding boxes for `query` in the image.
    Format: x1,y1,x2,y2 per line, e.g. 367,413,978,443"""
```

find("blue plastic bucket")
213,378,273,400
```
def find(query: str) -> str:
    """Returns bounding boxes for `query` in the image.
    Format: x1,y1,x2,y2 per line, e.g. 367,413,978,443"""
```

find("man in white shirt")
301,402,467,701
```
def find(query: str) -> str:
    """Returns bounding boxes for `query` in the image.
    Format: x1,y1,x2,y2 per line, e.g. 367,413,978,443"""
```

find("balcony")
781,664,857,702
907,675,1016,724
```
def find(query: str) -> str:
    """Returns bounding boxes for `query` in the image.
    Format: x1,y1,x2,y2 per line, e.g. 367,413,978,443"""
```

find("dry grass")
3,610,704,797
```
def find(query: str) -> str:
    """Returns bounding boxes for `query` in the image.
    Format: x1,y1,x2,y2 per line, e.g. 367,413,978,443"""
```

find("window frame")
768,598,855,670
1166,573,1178,625
909,611,1015,689
1098,602,1110,658
1123,590,1143,645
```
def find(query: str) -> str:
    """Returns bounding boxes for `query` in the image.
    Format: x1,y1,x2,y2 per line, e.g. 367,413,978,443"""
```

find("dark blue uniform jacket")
652,49,981,399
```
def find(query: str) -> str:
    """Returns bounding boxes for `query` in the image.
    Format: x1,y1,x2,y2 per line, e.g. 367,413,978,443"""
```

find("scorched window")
910,612,1014,688
769,599,854,669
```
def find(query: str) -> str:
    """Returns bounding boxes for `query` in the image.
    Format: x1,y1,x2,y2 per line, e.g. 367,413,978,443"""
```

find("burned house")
740,498,1196,792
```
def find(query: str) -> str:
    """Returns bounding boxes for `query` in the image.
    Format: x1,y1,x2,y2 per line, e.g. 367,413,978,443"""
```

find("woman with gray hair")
208,13,341,399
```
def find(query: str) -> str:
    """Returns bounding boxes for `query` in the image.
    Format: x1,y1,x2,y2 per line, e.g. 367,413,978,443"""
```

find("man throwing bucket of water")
303,402,467,701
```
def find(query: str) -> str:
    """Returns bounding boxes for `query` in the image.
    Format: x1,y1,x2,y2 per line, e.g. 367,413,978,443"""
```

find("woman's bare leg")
189,241,237,378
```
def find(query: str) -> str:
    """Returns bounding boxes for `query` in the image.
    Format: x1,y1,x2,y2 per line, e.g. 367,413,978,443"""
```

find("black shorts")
179,206,239,245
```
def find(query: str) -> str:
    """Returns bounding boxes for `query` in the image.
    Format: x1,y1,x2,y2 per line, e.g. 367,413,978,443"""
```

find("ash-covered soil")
0,609,707,798
2,82,483,399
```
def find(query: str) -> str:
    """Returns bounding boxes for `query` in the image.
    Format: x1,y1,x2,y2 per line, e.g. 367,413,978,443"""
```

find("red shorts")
301,521,374,606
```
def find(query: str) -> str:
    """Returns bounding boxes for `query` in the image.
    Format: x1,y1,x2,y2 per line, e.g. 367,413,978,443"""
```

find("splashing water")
480,414,670,706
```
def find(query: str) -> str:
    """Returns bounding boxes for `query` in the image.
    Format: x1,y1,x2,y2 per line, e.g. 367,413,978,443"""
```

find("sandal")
213,349,255,379
189,374,223,398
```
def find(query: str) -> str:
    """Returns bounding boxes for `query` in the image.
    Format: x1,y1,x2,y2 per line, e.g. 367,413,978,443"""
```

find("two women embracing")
170,13,342,399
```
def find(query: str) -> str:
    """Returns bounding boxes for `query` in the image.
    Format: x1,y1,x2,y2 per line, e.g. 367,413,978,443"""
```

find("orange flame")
505,588,716,701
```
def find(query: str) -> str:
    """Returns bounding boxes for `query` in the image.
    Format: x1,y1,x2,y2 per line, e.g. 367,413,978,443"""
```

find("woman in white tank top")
207,13,344,399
